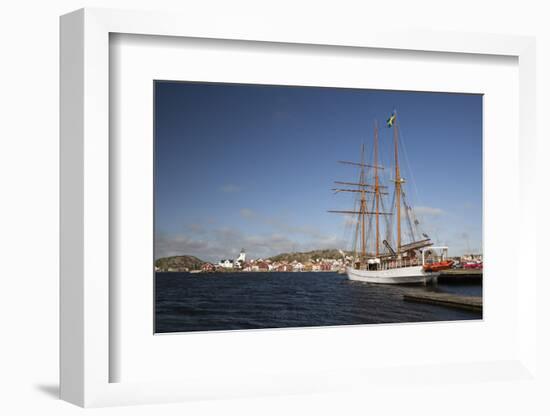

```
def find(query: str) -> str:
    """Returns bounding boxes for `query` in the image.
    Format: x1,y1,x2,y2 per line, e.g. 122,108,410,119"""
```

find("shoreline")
156,269,484,285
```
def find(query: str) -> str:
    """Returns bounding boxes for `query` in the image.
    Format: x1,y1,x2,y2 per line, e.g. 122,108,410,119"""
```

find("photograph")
154,81,483,333
5,0,540,412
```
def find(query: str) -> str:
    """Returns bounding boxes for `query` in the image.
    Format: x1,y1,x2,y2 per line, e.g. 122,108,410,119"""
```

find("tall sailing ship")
329,112,452,284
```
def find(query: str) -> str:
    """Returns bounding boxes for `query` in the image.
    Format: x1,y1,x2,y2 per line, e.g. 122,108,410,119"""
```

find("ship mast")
360,144,366,261
394,121,402,254
328,138,392,266
374,121,380,257
330,112,433,269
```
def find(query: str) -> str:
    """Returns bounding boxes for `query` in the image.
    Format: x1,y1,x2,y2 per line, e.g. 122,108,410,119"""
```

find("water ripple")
155,272,481,333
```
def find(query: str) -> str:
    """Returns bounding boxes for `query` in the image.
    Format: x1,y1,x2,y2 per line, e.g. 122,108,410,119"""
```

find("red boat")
422,260,454,272
464,262,483,270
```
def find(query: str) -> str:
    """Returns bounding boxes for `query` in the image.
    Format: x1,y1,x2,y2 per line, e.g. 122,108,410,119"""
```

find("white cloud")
414,206,444,217
239,208,327,239
155,233,210,259
155,226,346,263
343,217,357,226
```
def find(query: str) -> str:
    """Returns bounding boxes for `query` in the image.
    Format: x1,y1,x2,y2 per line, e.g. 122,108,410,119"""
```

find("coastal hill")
155,255,205,271
155,249,352,272
267,249,351,263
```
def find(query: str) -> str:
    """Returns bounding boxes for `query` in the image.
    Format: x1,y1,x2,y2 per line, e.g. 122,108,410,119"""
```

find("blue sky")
155,81,482,261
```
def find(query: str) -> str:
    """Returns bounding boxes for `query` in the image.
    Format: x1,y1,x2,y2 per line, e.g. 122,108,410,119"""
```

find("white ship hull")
346,265,438,284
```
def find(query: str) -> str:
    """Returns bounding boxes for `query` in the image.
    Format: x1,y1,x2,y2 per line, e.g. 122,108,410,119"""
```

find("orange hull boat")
423,260,454,272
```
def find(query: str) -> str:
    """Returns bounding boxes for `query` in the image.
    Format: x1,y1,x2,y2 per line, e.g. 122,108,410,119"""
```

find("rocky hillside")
155,255,205,272
155,249,354,272
267,249,352,263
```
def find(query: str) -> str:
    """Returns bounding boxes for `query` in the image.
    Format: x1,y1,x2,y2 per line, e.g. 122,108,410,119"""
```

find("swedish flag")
386,113,396,128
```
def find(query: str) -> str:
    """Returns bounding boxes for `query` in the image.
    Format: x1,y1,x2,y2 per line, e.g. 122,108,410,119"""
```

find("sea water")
155,271,482,333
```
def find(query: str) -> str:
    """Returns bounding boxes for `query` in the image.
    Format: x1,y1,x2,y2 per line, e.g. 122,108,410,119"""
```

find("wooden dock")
437,269,482,283
403,292,482,312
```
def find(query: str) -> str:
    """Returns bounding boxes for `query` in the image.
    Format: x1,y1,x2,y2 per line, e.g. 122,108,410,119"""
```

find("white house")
293,262,304,272
218,249,247,269
234,249,246,268
218,259,234,269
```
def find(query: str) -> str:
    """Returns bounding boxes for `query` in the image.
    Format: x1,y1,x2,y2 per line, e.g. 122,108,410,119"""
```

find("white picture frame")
60,7,537,408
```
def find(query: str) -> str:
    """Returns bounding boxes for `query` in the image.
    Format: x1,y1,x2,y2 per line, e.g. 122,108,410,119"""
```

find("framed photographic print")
60,8,538,408
153,81,483,334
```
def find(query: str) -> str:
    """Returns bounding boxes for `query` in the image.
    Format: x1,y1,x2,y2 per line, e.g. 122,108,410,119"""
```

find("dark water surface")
155,272,482,333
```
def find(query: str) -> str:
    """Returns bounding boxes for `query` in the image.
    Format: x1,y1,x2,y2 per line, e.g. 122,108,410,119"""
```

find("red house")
201,263,215,272
256,261,270,272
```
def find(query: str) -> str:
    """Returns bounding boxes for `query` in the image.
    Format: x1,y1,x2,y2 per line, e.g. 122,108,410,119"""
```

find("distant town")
154,249,483,273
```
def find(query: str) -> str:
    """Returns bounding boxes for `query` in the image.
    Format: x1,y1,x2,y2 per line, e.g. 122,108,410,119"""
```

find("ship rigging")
329,112,452,284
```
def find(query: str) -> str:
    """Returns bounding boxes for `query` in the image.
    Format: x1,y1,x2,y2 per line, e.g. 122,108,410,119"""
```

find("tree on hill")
155,255,205,271
268,249,352,263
